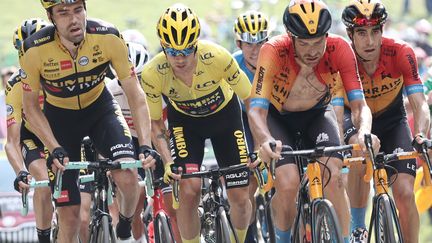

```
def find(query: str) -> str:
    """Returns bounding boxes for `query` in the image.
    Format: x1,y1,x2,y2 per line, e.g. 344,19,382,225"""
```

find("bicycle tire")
374,194,397,243
154,212,174,243
312,199,343,243
265,199,276,243
216,206,233,243
256,194,270,242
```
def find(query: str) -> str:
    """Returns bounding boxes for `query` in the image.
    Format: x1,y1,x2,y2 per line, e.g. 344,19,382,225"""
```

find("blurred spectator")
415,19,432,55
1,66,18,89
403,0,410,15
427,0,432,17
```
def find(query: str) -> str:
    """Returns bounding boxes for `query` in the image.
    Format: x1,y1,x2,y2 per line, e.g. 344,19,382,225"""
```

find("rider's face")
49,0,86,44
237,40,266,69
293,35,327,67
352,26,382,62
165,49,197,73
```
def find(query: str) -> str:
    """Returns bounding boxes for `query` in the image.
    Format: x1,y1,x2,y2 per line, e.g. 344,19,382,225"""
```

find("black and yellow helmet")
234,11,269,43
40,0,84,10
157,3,201,50
283,0,332,39
342,0,387,29
13,18,50,50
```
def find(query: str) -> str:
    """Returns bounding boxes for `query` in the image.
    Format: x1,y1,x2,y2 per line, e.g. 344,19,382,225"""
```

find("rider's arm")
399,44,431,137
109,34,152,147
20,49,61,152
151,118,173,165
5,78,25,174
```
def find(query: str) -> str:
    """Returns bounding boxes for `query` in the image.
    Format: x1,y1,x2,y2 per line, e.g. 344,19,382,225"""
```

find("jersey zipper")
73,60,82,109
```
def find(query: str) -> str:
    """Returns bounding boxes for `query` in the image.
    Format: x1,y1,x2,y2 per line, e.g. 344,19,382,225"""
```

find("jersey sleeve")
220,47,251,100
5,78,23,128
397,44,424,95
330,74,345,107
107,34,135,81
19,47,41,93
249,43,279,110
334,40,364,102
140,65,163,120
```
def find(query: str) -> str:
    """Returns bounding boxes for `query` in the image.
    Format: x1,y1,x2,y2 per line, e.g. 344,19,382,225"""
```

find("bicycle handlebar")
53,160,142,199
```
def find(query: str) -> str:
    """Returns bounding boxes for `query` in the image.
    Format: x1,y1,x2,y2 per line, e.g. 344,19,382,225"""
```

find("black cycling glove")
138,145,162,164
14,170,30,192
47,147,68,169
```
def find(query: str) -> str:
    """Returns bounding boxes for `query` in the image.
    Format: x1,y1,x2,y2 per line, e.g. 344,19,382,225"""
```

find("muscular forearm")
333,106,345,144
129,95,152,147
5,131,25,175
351,104,372,134
151,119,173,165
24,107,60,152
248,109,273,145
413,102,430,136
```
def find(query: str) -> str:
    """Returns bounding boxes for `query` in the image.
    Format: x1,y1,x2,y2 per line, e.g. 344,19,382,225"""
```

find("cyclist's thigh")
44,103,84,207
306,105,343,162
267,105,296,168
167,102,206,172
21,124,46,169
378,119,416,178
343,108,357,145
90,102,135,161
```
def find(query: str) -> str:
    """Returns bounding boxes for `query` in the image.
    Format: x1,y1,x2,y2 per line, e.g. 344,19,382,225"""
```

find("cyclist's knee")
28,159,49,180
179,179,201,205
227,187,250,207
393,184,415,205
58,207,81,230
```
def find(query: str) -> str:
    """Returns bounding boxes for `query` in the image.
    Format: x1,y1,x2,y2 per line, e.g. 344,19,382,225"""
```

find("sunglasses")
164,45,196,57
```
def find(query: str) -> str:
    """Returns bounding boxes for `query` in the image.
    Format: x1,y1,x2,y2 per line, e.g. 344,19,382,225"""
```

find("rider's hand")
356,131,380,155
259,140,282,165
163,161,180,184
14,170,31,193
47,147,69,172
138,145,160,170
248,151,265,170
412,133,427,152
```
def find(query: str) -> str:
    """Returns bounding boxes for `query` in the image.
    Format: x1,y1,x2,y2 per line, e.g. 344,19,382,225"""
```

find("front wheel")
216,206,234,243
154,212,174,243
374,194,398,243
312,199,343,243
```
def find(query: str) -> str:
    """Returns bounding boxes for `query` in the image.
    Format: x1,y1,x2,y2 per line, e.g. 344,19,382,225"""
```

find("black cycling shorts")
267,104,343,168
167,96,250,189
45,88,135,207
20,123,46,169
343,109,416,177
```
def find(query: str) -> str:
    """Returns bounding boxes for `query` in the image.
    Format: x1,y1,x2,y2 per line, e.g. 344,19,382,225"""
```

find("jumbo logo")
234,130,248,163
45,73,106,92
195,80,218,91
172,127,188,158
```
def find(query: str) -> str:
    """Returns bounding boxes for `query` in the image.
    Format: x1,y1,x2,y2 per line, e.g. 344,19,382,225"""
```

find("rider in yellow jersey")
19,1,157,242
5,18,53,243
141,4,252,243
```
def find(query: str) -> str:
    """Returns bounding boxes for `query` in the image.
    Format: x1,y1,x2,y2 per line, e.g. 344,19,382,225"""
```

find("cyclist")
248,0,376,242
341,1,430,242
20,1,157,242
141,4,253,243
232,10,270,243
5,18,52,243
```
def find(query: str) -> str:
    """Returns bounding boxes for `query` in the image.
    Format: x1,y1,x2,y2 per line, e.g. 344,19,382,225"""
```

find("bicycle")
52,159,142,243
172,163,251,243
267,142,361,243
346,134,423,243
140,175,175,243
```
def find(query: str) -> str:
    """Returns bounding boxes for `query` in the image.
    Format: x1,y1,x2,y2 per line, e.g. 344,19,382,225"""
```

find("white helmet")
122,29,149,50
126,41,149,75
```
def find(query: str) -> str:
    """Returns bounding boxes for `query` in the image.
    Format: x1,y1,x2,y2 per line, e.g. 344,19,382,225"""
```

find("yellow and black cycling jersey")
141,40,251,120
5,69,44,130
19,18,134,110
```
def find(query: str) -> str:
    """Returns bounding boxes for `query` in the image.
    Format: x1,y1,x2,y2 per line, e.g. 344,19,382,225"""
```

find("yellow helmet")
234,11,269,43
40,0,84,10
13,18,50,50
157,3,201,50
283,0,332,38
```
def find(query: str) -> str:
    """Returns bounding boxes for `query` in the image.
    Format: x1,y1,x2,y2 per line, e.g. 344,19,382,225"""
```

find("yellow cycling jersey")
141,40,251,120
19,19,134,110
5,69,44,129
